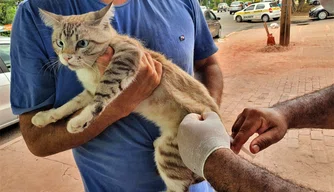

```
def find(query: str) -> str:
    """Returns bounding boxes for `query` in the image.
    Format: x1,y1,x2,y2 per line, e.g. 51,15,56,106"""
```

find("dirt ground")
215,20,334,191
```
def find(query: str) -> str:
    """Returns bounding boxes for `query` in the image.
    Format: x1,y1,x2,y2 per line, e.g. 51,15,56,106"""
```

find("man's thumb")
250,132,277,154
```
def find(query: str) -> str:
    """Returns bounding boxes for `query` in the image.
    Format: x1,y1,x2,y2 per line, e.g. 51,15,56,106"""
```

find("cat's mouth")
67,63,81,70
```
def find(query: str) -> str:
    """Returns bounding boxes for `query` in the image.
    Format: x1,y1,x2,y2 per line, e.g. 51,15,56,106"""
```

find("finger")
97,47,114,74
231,118,262,153
202,111,220,121
154,60,163,79
184,113,202,121
181,113,202,125
249,128,281,154
256,118,270,134
145,52,155,70
105,46,114,57
99,47,113,64
144,52,156,80
151,60,162,87
231,113,245,138
141,52,150,68
97,63,107,75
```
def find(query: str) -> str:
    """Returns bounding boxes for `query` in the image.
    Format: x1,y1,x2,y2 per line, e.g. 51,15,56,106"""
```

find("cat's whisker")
82,61,100,74
40,59,61,75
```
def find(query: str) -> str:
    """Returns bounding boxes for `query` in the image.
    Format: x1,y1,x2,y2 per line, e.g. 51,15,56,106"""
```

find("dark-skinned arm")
194,54,223,106
178,113,314,191
274,84,334,129
232,84,334,154
204,148,314,192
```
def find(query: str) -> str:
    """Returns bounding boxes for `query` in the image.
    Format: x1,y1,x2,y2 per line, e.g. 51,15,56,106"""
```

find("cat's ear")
87,3,114,27
39,8,62,28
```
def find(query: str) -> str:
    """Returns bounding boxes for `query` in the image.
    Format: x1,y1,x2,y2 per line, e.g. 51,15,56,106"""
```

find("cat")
32,3,223,192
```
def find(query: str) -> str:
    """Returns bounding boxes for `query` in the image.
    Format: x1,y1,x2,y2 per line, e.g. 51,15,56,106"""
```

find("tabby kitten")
32,4,223,192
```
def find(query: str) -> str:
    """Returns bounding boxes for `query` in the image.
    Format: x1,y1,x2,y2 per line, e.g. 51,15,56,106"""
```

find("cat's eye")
56,39,64,48
77,40,89,48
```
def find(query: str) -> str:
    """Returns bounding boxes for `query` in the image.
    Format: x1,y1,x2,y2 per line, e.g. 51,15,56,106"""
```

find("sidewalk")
1,20,334,192
216,19,334,192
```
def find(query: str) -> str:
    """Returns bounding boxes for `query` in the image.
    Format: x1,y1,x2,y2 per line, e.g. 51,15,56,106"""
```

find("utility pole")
279,0,292,46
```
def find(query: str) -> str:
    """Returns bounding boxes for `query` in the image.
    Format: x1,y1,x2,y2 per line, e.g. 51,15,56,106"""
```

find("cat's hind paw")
31,109,60,128
67,116,91,134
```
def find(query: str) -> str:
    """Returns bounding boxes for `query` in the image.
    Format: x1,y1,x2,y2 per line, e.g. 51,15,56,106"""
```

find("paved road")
214,10,281,38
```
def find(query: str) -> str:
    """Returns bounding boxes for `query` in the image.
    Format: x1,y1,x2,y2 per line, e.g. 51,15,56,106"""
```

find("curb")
0,136,23,150
225,31,236,38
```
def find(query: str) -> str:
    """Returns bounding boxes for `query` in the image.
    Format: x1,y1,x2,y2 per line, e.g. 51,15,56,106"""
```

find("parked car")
218,3,229,12
229,1,244,15
203,10,223,38
309,5,334,20
234,2,281,22
0,36,18,130
309,0,320,5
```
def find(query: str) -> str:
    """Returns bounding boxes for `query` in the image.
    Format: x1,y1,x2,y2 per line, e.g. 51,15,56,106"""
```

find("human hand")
177,112,230,178
105,51,162,117
96,46,114,75
231,108,288,154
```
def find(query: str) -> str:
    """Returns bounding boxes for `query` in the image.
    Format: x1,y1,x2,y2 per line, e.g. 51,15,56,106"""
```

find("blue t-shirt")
10,0,218,191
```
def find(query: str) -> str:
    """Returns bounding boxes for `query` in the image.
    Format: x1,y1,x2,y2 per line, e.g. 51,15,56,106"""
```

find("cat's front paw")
67,116,90,134
32,109,60,128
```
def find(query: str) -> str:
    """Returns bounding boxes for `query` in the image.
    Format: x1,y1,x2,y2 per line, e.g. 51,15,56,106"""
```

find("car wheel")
318,10,328,20
230,11,232,15
273,17,280,21
236,16,242,22
262,14,269,22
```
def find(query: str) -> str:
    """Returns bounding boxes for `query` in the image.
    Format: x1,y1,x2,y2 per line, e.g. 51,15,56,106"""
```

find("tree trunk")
291,0,297,13
297,0,305,11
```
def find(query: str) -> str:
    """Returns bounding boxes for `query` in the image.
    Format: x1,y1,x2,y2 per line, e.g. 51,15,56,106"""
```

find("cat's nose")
63,55,73,61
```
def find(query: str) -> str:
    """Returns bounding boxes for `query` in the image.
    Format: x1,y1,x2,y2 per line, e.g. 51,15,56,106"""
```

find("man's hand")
231,108,288,154
177,112,230,177
95,47,163,117
96,46,114,75
117,51,162,114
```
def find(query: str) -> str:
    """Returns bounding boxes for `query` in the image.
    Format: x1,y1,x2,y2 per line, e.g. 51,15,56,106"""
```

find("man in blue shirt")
11,0,223,191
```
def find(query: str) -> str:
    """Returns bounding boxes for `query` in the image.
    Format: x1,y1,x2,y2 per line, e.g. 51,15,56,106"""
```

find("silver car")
0,36,18,130
203,10,223,38
229,1,244,14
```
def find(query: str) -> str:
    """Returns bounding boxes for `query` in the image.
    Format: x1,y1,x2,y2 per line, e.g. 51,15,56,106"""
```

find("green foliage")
1,5,16,24
1,31,10,37
0,0,22,36
225,0,232,5
0,0,22,25
201,0,223,8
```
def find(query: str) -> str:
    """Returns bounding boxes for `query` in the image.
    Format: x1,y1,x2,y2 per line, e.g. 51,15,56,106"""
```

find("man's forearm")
273,84,334,129
196,63,223,106
20,101,129,157
204,149,314,192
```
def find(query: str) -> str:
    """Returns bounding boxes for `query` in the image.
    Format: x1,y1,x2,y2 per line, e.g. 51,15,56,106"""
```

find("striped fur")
32,4,222,192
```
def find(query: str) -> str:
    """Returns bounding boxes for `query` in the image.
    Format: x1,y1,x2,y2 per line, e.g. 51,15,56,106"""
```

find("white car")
218,3,229,12
0,36,18,130
234,2,281,22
